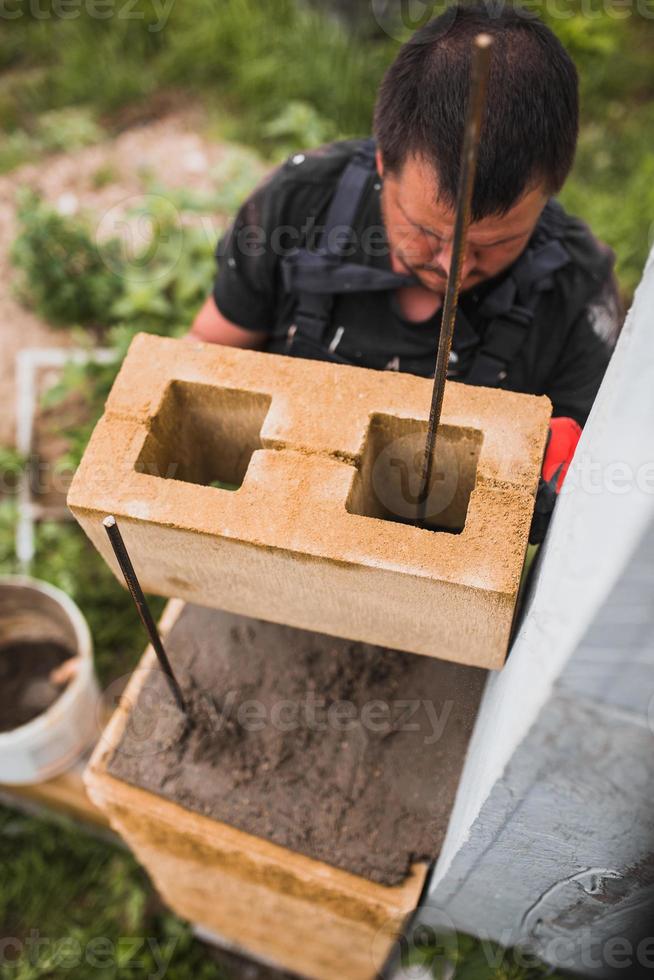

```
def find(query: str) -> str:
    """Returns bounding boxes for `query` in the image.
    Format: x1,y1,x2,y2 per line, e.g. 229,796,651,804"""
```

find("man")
191,3,621,527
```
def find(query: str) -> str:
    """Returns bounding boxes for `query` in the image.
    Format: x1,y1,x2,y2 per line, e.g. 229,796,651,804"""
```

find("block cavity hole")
347,414,483,534
136,381,271,490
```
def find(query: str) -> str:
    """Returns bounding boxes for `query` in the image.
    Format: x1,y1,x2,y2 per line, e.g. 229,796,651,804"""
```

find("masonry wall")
420,247,654,978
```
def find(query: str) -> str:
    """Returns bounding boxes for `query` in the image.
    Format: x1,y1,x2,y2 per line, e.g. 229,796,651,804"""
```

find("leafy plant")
0,501,19,575
0,130,34,175
90,162,119,190
262,100,337,156
10,186,229,468
35,106,104,154
561,102,654,299
11,190,124,329
0,101,105,175
0,447,26,492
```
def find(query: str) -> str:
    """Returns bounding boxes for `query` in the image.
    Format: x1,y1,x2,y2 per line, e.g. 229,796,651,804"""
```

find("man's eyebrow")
472,231,528,248
397,199,528,248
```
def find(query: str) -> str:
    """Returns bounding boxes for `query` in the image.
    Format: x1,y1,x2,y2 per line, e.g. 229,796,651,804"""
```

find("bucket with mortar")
0,576,99,785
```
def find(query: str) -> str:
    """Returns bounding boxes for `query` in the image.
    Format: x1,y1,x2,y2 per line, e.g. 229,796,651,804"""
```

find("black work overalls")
279,138,574,387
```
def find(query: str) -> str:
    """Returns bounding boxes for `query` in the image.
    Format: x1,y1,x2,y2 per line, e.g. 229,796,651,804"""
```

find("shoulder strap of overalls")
460,202,571,387
280,140,415,349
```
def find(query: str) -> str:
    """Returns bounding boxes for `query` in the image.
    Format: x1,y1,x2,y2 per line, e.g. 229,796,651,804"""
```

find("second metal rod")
103,515,188,716
417,33,493,524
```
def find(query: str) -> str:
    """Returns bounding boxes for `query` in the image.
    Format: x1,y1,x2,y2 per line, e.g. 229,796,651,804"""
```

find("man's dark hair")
374,2,579,219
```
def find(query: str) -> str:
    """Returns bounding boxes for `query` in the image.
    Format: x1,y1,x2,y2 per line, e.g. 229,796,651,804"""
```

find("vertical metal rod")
103,515,188,715
417,34,493,524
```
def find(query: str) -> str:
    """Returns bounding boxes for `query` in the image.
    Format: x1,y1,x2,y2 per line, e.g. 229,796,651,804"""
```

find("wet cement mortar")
0,641,71,732
109,605,486,886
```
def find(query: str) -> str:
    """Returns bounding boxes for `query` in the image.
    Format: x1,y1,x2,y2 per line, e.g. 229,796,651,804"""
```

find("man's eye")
421,228,443,243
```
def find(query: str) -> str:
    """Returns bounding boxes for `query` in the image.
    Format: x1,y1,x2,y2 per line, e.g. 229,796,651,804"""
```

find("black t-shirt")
213,139,621,425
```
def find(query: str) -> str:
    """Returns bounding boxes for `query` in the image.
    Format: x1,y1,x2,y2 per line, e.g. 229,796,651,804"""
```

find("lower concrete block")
68,333,550,669
85,601,428,980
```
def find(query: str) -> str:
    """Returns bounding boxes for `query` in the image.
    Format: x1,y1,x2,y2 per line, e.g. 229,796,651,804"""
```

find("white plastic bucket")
0,576,100,785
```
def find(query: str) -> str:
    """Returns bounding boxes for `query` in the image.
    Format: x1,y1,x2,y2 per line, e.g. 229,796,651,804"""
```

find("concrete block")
84,600,428,980
68,333,550,669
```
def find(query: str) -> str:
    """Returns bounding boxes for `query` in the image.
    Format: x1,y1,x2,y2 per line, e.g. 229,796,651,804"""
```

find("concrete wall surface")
419,245,654,978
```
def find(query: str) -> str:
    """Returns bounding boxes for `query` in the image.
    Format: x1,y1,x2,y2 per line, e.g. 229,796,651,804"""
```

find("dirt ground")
0,107,245,447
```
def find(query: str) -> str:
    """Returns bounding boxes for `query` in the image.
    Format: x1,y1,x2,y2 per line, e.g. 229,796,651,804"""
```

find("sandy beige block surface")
68,333,551,669
85,600,427,980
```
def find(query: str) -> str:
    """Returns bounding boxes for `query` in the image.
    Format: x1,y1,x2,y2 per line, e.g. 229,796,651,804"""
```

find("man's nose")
436,240,475,281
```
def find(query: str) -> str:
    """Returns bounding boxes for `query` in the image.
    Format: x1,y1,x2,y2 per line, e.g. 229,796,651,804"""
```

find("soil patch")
0,640,72,732
109,605,486,886
0,107,261,446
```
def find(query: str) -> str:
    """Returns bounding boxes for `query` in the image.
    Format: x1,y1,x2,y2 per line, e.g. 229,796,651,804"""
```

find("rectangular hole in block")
136,381,272,490
347,414,483,534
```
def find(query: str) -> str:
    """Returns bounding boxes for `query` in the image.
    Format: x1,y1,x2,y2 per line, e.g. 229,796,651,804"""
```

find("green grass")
0,806,223,980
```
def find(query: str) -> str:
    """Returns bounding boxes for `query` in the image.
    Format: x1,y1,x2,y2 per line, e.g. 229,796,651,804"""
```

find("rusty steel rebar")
417,33,493,525
103,515,188,716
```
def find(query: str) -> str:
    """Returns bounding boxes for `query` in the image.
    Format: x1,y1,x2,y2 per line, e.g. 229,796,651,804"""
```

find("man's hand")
530,416,582,544
188,296,268,349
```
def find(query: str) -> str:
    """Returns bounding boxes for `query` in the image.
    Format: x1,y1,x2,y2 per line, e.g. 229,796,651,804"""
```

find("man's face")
378,152,548,295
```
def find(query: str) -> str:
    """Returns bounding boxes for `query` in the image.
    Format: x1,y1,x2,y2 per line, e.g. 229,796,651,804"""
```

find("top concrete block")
68,333,551,668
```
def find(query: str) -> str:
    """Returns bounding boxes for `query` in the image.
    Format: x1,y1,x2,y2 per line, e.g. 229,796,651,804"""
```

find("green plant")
12,189,222,340
0,68,51,129
160,0,389,145
0,447,26,491
10,180,240,471
0,501,19,575
35,106,104,153
0,130,34,175
0,109,104,176
561,102,654,299
262,100,337,156
91,162,119,190
11,190,124,329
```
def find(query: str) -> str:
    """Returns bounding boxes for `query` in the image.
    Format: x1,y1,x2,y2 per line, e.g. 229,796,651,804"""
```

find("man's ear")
375,148,384,179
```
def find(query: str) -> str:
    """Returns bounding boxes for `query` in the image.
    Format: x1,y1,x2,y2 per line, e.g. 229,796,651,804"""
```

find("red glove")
542,416,582,492
530,417,582,544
